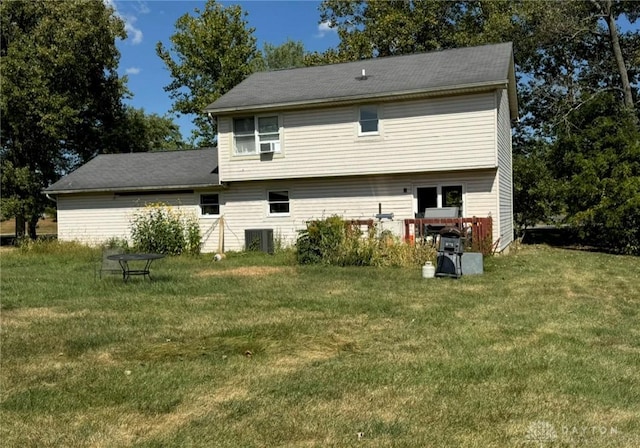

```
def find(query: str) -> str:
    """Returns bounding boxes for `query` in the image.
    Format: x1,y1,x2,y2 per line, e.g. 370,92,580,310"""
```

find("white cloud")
133,1,150,15
125,20,143,45
104,0,145,45
125,67,141,75
316,21,336,38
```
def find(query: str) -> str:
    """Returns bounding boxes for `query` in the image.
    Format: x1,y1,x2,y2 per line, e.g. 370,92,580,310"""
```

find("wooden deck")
404,217,494,255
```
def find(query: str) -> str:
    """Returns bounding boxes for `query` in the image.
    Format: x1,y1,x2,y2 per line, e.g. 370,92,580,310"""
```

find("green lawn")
1,244,639,447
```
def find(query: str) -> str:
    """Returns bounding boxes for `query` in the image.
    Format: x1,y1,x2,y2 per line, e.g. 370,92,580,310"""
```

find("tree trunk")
602,0,636,111
15,214,26,238
28,214,39,239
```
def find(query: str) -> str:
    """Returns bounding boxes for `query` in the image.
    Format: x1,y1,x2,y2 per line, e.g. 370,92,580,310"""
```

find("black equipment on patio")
435,226,464,279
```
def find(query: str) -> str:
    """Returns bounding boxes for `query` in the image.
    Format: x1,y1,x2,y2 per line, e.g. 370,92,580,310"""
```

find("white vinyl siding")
217,93,497,182
211,171,499,251
55,191,223,254
55,170,499,253
496,89,514,250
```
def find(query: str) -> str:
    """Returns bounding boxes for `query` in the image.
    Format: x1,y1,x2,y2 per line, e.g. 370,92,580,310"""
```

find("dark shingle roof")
205,42,515,114
44,149,219,194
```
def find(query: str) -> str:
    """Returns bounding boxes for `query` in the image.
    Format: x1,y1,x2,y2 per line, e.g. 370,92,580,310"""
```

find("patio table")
106,253,165,282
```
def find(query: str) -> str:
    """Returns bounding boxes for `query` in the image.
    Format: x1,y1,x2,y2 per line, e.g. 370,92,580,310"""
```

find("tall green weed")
296,216,435,267
130,203,201,255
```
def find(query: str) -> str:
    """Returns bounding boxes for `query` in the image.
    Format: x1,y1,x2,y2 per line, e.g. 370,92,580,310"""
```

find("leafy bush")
130,203,201,255
296,216,435,267
296,215,344,264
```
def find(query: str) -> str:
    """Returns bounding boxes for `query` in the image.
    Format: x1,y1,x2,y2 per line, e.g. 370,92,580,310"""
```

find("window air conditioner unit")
260,142,279,154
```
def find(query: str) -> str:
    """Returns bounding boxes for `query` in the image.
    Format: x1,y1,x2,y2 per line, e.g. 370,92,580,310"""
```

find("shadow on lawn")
520,226,607,253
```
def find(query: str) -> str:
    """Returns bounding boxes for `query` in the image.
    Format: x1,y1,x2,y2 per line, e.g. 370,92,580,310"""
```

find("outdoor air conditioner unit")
260,142,279,154
245,229,274,254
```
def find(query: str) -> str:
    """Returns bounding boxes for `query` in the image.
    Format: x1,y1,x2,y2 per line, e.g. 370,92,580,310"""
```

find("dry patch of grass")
118,384,251,445
195,265,296,277
2,307,90,329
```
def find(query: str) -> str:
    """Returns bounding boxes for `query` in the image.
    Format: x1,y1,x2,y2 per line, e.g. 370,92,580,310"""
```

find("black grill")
435,227,463,278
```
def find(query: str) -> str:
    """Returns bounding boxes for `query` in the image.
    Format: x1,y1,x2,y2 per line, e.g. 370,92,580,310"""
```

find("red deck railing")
305,217,494,255
404,217,494,255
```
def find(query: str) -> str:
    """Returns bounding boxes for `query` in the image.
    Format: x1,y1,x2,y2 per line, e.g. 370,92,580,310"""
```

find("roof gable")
206,42,516,115
44,149,219,194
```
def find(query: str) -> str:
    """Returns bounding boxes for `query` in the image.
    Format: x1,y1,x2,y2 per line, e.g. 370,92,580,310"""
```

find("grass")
1,243,639,447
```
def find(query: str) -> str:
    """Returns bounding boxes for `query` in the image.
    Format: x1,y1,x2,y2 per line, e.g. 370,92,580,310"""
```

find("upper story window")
233,116,281,155
359,105,378,135
200,194,220,216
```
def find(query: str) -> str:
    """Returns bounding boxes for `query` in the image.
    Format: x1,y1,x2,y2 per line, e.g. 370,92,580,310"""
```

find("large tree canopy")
156,0,260,146
0,0,128,237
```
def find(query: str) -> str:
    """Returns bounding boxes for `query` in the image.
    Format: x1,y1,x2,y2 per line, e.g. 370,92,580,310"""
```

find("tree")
318,0,522,60
512,143,560,234
513,0,638,137
319,0,461,59
113,107,191,152
591,0,637,111
1,0,127,238
253,39,306,72
156,0,260,147
550,93,640,254
303,48,347,67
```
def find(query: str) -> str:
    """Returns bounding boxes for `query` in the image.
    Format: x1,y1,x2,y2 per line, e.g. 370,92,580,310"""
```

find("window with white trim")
233,115,281,155
200,194,220,216
268,190,289,215
417,185,463,216
359,105,378,135
442,185,463,209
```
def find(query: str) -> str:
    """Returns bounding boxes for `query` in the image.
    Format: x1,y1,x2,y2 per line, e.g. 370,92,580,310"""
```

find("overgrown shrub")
130,203,201,255
296,216,435,267
296,215,344,264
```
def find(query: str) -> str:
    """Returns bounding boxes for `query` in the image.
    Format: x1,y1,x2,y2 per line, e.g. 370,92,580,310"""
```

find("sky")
109,0,340,140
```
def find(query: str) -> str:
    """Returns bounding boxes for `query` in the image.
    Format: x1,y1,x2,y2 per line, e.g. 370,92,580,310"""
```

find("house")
45,42,517,253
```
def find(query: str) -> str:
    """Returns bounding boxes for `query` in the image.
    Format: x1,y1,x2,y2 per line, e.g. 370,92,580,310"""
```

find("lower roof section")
44,148,220,195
